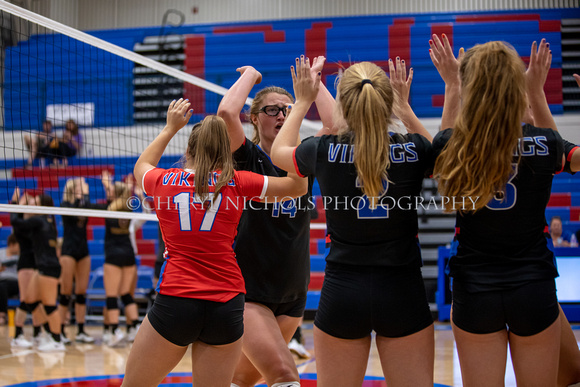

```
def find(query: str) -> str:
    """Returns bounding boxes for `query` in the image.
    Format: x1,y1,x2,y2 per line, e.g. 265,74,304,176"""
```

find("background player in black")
217,57,334,387
58,177,95,344
11,192,64,352
99,171,140,347
430,35,563,386
272,57,434,386
9,189,47,348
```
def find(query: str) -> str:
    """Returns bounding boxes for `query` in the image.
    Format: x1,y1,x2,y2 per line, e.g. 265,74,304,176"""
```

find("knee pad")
120,293,134,306
18,302,29,313
75,294,86,305
59,294,71,307
44,305,57,315
106,297,118,310
27,301,40,312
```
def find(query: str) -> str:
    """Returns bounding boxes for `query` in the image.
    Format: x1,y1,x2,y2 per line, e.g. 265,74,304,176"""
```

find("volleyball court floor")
2,321,579,386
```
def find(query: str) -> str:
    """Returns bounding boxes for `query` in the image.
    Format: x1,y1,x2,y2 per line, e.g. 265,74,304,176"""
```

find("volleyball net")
0,2,320,227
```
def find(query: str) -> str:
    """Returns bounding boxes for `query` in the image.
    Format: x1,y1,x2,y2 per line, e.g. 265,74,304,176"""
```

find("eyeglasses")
259,105,287,117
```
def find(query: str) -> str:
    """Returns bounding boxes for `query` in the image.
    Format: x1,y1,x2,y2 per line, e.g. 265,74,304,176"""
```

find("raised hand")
236,66,262,84
166,98,194,133
389,56,413,115
526,39,552,95
310,56,326,80
290,55,321,104
429,34,463,86
11,187,20,204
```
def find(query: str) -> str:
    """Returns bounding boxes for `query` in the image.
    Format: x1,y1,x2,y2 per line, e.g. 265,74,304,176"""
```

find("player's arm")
261,172,308,202
389,56,431,141
134,99,193,190
310,56,339,136
272,56,321,173
429,34,464,132
217,66,262,151
526,39,557,131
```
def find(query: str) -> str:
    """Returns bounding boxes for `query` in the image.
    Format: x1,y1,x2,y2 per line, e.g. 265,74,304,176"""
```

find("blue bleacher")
91,226,106,240
88,240,105,255
141,224,159,239
310,254,326,272
3,7,577,131
546,207,571,222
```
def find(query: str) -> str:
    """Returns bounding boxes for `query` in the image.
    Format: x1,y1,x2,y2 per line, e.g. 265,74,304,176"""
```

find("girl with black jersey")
9,189,48,348
58,177,95,343
11,193,64,352
99,171,140,347
217,57,335,387
272,57,434,386
430,35,563,386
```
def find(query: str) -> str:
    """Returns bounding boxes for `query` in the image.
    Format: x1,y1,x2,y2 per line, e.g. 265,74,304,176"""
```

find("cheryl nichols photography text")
127,194,481,213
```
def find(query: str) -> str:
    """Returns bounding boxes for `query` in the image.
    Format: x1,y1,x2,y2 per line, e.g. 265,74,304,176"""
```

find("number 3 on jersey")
173,192,222,231
486,163,518,210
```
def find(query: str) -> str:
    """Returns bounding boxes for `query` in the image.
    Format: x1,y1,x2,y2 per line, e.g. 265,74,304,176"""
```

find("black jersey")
104,217,135,260
432,125,563,291
60,196,90,258
93,202,136,261
10,214,59,269
10,212,35,269
232,139,311,303
294,133,433,268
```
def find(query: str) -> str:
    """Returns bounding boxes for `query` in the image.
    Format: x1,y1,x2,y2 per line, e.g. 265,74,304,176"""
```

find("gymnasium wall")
25,0,580,30
4,7,579,132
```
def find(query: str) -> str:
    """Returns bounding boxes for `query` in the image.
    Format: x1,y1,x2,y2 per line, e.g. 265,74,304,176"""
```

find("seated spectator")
550,216,578,247
63,119,82,156
23,120,55,167
0,234,20,325
38,129,77,167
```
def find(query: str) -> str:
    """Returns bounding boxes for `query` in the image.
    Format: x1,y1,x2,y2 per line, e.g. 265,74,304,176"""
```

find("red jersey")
143,167,268,302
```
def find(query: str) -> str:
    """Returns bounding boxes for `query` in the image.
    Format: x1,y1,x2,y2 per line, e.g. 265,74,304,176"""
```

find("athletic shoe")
11,334,33,349
107,328,126,347
127,324,140,343
102,331,111,345
33,333,48,347
38,337,66,352
75,332,95,343
288,338,311,359
60,334,72,345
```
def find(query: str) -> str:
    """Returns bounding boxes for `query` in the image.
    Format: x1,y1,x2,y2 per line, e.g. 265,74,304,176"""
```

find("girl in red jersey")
122,99,306,387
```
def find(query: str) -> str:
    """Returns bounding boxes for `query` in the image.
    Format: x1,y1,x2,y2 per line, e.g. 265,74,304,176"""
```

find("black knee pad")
75,294,86,305
106,297,119,310
44,305,57,315
121,293,135,306
18,302,29,313
59,294,71,307
27,301,40,312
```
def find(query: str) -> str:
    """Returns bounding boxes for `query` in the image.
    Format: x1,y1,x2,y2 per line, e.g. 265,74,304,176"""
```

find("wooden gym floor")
1,321,579,386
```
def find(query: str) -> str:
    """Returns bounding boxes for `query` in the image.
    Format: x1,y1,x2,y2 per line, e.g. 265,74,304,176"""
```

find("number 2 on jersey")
173,192,222,231
356,177,389,219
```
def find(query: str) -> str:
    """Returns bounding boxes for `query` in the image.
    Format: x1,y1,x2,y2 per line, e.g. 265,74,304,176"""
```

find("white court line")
0,349,35,360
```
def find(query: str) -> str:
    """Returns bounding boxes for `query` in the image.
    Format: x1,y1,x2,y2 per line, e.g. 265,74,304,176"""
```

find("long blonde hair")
433,41,527,212
62,177,85,203
248,86,294,144
187,115,235,204
336,61,394,206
